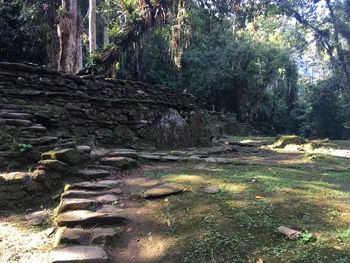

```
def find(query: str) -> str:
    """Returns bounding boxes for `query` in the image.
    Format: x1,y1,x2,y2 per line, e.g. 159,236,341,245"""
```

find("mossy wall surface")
0,63,210,149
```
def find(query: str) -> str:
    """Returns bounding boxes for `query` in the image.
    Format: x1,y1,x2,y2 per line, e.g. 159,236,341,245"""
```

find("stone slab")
47,246,108,263
142,183,185,198
56,210,127,227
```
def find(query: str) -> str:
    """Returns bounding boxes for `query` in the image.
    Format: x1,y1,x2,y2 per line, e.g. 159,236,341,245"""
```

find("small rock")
25,210,48,226
46,227,55,237
277,226,301,240
203,186,220,194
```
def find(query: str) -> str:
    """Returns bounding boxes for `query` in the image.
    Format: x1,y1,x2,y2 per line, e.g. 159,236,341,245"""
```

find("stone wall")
0,63,210,151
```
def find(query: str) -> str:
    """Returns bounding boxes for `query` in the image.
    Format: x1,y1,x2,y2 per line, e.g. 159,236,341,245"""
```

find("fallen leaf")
256,258,264,263
255,195,264,199
167,219,171,227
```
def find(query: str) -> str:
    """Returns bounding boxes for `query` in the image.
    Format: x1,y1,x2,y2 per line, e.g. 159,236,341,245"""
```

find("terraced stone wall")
0,63,210,150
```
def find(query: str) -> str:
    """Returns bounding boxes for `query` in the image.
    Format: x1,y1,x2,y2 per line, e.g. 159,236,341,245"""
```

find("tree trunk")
57,0,83,73
103,19,110,47
89,0,97,53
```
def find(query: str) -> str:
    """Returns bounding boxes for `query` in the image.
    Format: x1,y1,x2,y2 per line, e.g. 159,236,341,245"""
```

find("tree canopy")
1,0,349,138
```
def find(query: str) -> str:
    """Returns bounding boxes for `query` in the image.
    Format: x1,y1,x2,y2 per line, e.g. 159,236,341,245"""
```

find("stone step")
68,180,124,191
58,198,98,213
20,125,48,133
86,164,116,171
47,246,109,263
107,149,138,158
19,136,58,146
56,210,127,227
38,159,70,171
0,112,33,120
77,169,111,179
58,195,119,213
42,148,89,166
54,227,119,246
62,188,123,199
99,156,138,169
0,118,32,127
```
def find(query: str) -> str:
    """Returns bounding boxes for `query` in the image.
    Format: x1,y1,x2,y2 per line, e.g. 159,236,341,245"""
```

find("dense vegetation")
1,0,349,139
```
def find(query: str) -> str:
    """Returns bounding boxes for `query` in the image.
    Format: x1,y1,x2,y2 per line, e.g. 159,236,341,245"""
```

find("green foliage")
18,143,33,153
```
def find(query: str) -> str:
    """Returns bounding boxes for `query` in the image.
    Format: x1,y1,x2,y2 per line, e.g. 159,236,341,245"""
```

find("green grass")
143,155,350,263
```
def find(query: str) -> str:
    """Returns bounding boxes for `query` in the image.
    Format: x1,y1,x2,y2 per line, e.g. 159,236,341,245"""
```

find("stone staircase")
0,106,75,170
47,154,136,263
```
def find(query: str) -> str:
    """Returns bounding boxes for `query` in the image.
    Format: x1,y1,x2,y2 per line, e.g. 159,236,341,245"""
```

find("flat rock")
20,125,47,133
100,156,137,169
21,136,58,146
42,148,89,166
0,112,32,120
25,210,49,226
0,118,32,127
77,169,110,179
203,186,220,194
137,154,161,161
56,210,127,227
204,157,231,164
62,188,122,199
95,194,119,203
38,159,70,171
107,149,138,158
96,205,124,214
54,227,118,247
142,183,185,198
0,172,29,184
76,145,92,153
161,155,181,161
47,246,108,263
58,198,98,213
68,180,123,190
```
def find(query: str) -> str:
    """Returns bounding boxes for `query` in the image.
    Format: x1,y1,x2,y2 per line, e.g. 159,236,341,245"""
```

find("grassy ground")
138,141,350,263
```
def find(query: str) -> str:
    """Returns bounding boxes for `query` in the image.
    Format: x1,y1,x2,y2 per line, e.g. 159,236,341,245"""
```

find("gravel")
0,221,52,263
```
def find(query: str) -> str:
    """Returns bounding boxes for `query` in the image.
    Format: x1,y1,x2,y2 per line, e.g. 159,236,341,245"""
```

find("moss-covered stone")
42,148,90,166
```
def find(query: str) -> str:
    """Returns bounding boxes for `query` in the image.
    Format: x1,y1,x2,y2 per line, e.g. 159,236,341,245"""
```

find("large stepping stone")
100,156,137,169
58,198,98,213
142,183,185,198
54,227,118,246
95,194,119,203
38,159,70,171
47,246,108,263
68,180,124,191
62,188,122,199
77,169,110,179
56,210,127,227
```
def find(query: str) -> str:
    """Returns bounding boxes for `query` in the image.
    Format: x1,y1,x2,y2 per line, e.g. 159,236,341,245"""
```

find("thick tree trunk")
89,0,97,53
57,0,83,73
